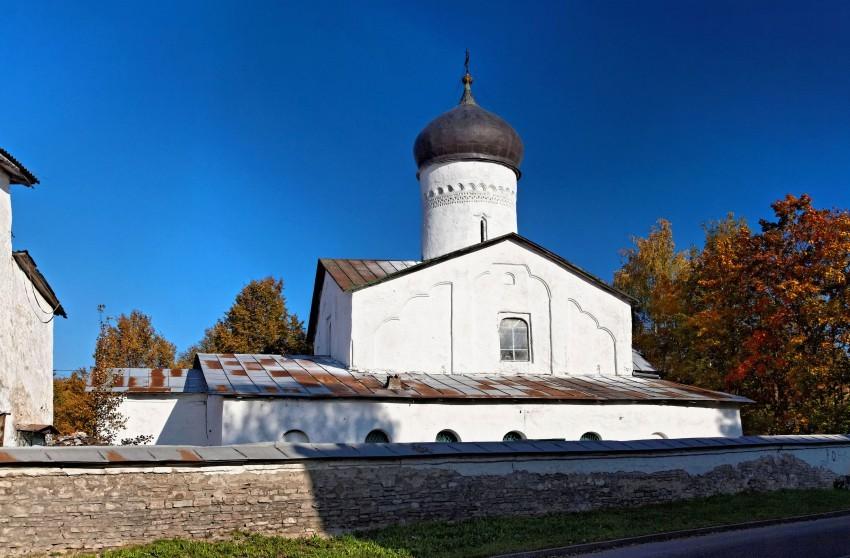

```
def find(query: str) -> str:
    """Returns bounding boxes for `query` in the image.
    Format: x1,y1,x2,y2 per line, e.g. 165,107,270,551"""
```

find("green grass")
85,489,850,558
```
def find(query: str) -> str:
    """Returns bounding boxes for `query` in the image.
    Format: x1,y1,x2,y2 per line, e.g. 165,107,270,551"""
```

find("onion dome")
413,64,524,178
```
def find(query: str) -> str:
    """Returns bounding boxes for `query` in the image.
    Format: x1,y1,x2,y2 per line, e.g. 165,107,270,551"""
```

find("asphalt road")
568,516,850,558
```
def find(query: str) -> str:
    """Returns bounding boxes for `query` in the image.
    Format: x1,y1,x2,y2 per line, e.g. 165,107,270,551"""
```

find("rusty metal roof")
320,258,419,291
187,353,750,404
100,368,206,393
95,354,749,404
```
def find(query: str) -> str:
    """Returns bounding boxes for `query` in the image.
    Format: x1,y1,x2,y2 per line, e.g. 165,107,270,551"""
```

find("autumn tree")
613,219,694,380
53,369,90,435
178,277,309,365
94,309,177,369
694,195,850,433
616,195,850,434
53,309,176,443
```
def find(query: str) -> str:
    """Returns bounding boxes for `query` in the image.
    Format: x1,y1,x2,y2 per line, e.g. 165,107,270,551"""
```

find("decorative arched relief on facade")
566,298,618,376
492,263,554,374
372,282,453,373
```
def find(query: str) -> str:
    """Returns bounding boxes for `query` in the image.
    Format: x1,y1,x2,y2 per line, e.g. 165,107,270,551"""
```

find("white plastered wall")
115,394,216,445
420,161,518,260
313,271,353,365
220,398,743,445
0,172,54,446
348,239,632,376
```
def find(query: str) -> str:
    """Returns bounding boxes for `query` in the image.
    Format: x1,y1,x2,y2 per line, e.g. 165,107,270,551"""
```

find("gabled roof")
321,259,419,291
12,251,66,318
0,148,38,186
307,233,635,343
98,353,752,406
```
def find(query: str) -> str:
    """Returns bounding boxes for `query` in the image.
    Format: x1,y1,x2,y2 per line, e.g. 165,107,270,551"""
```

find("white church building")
0,149,65,446
109,66,750,446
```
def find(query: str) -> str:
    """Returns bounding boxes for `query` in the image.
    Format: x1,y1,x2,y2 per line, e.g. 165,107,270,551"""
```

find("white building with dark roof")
111,65,750,445
0,148,65,446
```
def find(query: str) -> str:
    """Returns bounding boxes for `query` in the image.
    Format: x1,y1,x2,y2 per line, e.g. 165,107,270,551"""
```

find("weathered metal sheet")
98,354,752,405
320,258,422,291
93,368,206,394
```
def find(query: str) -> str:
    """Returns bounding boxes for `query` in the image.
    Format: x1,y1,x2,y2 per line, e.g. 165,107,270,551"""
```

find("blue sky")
3,1,850,372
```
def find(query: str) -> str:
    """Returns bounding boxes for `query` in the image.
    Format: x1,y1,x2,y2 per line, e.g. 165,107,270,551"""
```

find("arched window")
499,318,529,361
651,432,668,439
282,429,309,443
580,432,602,441
365,429,390,443
480,217,488,242
435,430,460,443
503,431,525,442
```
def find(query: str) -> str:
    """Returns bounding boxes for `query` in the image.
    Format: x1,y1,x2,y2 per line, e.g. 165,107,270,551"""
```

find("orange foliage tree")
53,309,176,443
178,277,309,365
616,195,850,434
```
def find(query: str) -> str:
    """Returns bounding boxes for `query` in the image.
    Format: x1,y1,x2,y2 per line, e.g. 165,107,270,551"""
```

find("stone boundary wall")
1,436,849,556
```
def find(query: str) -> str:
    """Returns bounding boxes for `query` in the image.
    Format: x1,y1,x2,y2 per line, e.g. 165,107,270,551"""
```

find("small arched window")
435,430,460,443
499,318,529,361
480,217,488,242
365,429,390,443
651,432,668,439
282,429,309,443
503,431,525,442
580,432,602,441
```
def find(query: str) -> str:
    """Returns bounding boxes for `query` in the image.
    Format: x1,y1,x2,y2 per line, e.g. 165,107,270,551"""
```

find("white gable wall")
313,271,353,365
347,239,632,376
0,172,54,446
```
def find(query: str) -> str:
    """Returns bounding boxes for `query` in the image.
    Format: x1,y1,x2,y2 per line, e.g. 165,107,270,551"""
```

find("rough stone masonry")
0,436,848,556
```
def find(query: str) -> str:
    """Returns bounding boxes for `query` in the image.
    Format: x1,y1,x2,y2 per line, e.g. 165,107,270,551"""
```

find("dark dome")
413,74,524,177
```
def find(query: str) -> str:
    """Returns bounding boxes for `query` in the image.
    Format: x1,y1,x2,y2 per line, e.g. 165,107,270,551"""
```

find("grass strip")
87,489,850,558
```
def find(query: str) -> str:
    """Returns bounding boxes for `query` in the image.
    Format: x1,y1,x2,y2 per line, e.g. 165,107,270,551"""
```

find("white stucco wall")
348,238,632,376
0,174,54,446
220,398,742,445
313,271,352,365
115,394,214,445
420,160,518,260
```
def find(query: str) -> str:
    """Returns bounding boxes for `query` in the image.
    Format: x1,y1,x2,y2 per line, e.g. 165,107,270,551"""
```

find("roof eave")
346,233,637,305
11,251,66,318
0,148,39,186
306,260,328,345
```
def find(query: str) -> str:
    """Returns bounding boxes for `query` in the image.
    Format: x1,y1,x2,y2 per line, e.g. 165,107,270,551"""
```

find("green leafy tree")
178,277,309,365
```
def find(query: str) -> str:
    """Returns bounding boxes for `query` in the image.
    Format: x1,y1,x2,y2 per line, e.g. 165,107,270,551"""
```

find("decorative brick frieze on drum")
424,186,516,209
0,436,848,555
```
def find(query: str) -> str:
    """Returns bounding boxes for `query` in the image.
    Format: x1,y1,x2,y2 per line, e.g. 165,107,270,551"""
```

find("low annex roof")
307,233,636,343
95,353,751,405
12,251,66,318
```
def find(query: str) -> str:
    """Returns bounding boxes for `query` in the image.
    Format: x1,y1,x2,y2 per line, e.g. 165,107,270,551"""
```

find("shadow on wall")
154,396,210,445
222,398,401,445
716,406,744,437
